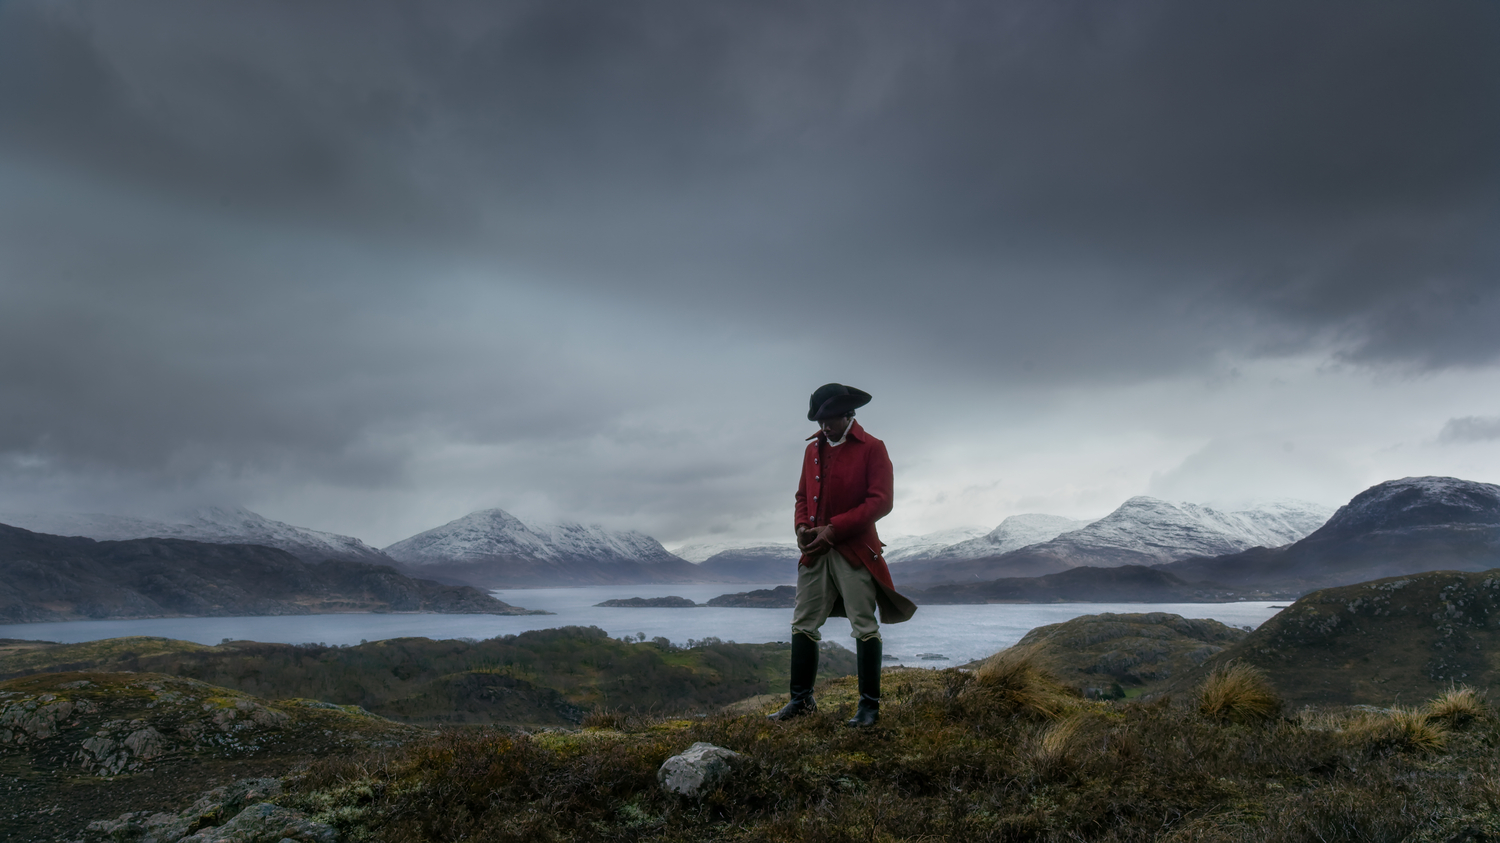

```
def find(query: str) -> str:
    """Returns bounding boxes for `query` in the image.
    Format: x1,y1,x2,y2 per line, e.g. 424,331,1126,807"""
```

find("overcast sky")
2,0,1498,548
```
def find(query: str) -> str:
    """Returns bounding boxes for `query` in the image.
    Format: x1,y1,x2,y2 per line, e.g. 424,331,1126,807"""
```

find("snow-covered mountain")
383,508,697,588
0,507,391,565
1043,497,1336,565
880,527,989,562
1303,476,1500,541
908,497,1335,583
929,514,1095,561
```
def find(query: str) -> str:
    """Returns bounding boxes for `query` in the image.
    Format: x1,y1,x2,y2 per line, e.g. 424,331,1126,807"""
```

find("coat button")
815,475,819,480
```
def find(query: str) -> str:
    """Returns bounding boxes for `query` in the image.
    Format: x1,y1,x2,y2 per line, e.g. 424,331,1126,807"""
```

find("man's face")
820,415,853,440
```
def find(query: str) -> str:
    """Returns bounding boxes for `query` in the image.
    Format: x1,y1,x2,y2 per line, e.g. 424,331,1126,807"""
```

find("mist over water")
0,583,1285,666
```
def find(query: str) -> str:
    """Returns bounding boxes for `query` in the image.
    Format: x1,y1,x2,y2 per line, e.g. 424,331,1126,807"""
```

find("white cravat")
826,420,853,447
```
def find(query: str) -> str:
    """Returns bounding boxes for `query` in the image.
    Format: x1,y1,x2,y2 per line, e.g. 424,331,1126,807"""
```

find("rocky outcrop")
658,741,741,797
77,778,336,843
1,672,419,778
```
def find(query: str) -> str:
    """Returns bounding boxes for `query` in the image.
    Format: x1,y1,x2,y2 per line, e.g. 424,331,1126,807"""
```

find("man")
768,383,918,727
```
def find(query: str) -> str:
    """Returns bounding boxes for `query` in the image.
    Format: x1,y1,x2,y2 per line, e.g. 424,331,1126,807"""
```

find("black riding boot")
768,632,819,721
845,637,881,728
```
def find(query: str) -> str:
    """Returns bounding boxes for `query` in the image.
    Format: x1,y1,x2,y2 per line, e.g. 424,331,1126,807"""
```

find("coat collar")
806,418,868,444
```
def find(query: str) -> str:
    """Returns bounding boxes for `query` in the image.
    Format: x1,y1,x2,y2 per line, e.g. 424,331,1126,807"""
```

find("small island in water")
593,595,699,608
595,586,800,608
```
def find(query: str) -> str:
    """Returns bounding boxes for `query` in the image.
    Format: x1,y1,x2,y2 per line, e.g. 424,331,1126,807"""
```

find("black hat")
808,383,872,421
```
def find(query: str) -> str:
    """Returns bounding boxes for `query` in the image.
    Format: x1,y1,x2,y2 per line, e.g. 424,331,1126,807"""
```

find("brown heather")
270,666,1500,842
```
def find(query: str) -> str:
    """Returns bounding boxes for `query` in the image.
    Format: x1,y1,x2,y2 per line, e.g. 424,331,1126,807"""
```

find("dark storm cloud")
4,0,1496,366
1,0,1497,533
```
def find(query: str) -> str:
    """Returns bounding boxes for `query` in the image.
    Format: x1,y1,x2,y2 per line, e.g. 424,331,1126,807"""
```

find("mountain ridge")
0,507,392,566
1159,476,1500,589
900,497,1334,584
383,508,700,588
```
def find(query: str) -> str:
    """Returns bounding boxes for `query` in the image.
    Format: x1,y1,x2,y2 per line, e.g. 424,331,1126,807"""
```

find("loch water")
0,582,1286,667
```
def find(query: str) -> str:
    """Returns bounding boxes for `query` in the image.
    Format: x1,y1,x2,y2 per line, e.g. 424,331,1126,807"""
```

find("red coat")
795,419,917,624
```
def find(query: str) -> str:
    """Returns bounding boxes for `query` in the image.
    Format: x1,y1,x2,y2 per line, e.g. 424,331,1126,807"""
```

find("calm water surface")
0,582,1287,667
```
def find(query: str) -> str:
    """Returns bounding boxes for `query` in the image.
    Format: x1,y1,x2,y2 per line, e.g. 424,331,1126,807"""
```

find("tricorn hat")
808,383,872,421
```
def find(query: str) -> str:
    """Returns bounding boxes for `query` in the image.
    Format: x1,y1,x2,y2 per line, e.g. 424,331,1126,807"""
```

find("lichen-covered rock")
0,693,97,745
78,778,311,842
658,741,740,797
178,802,336,842
2,672,420,780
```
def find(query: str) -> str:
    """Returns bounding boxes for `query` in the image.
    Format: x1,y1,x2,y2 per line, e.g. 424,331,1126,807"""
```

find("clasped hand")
797,525,834,555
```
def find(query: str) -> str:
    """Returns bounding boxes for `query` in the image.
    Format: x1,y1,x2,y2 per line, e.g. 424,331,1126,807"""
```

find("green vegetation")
0,628,858,725
265,661,1500,842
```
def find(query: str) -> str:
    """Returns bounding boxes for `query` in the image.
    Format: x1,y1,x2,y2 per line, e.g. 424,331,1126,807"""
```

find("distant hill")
383,508,699,588
0,523,540,622
1160,477,1500,590
695,545,800,582
901,497,1333,584
985,611,1250,696
1166,566,1500,707
0,506,393,566
925,514,1093,561
908,564,1276,604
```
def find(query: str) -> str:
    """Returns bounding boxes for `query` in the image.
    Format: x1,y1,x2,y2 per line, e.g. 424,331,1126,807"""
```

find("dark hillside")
0,522,539,621
1169,567,1500,707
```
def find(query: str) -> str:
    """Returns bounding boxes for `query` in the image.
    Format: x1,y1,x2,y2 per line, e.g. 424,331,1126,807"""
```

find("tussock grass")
1198,661,1282,724
961,651,1080,721
1427,685,1488,728
1346,706,1448,756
